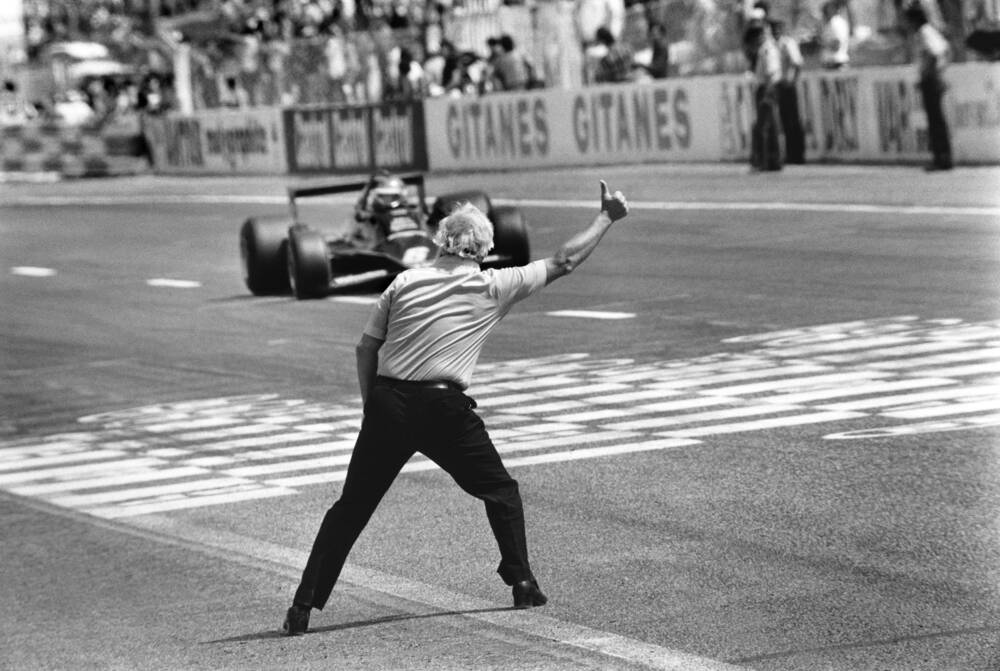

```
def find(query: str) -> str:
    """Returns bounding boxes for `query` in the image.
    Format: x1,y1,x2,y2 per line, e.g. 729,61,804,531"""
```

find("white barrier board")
144,107,287,174
425,63,1000,170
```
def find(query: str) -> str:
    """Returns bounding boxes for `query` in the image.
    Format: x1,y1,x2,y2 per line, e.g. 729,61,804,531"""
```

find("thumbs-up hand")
600,180,628,222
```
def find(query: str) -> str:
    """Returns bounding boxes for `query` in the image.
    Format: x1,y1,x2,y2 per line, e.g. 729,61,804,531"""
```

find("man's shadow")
202,606,517,644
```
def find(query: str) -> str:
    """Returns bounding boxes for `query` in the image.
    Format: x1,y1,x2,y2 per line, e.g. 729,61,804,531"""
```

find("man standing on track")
905,2,953,171
282,180,630,635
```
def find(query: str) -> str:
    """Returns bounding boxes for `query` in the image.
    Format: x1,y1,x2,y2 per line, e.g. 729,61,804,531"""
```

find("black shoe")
512,579,547,609
924,162,953,172
282,605,310,635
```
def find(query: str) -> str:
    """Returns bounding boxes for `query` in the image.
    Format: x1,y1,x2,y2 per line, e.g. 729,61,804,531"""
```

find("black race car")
239,171,530,299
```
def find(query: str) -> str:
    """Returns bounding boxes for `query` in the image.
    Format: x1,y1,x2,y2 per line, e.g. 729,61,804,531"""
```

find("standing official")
772,19,805,164
282,181,630,635
905,2,953,171
746,19,783,171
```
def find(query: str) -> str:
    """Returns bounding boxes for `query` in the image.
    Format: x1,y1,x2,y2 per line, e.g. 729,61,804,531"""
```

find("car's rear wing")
286,172,427,221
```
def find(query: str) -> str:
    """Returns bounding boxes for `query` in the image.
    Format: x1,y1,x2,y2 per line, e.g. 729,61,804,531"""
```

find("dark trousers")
920,77,953,169
752,85,784,171
777,81,805,164
293,379,533,610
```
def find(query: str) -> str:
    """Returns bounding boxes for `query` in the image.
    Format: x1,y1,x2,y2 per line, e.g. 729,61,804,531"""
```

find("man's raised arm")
544,180,629,285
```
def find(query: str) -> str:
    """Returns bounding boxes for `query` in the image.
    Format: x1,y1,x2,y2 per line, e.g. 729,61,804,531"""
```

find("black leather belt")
376,375,462,392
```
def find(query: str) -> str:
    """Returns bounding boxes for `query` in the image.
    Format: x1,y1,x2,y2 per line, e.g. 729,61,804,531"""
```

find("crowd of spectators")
9,0,991,116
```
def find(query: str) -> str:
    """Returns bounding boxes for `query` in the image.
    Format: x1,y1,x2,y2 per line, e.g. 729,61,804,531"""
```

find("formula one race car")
239,171,531,299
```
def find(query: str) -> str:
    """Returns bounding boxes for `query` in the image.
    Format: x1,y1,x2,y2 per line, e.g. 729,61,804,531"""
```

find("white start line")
10,266,56,277
1,315,998,521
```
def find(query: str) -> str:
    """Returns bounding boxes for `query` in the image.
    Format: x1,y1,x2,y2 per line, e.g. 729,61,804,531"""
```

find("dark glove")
600,180,629,222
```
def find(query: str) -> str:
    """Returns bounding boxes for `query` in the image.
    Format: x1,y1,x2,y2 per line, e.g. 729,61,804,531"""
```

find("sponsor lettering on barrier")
874,79,927,156
718,80,754,158
951,75,1000,132
446,97,549,161
333,108,369,170
205,121,270,169
801,75,860,157
373,104,421,168
164,118,204,168
572,87,690,154
290,109,333,170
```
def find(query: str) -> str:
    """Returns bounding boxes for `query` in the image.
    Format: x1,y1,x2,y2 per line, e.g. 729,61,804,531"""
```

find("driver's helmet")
368,173,407,213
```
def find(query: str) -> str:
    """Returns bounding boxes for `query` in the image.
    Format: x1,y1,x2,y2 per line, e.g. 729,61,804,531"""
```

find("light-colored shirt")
364,256,548,389
755,37,781,86
916,23,950,81
821,13,850,67
776,35,803,83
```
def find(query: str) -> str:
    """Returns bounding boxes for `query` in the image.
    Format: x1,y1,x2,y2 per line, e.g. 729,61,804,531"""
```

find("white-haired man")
282,181,629,635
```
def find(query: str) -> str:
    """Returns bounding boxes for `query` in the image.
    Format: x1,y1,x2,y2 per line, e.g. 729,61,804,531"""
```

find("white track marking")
4,316,999,518
145,278,202,288
820,384,1000,411
7,192,1000,218
603,404,804,431
0,449,126,471
91,486,293,519
10,266,56,277
918,361,1000,377
760,377,957,405
882,399,1000,419
661,411,866,437
546,309,636,320
867,347,1000,369
9,467,210,496
698,371,892,396
500,198,1000,218
49,477,255,507
645,364,832,389
815,340,983,363
762,335,916,357
0,457,165,485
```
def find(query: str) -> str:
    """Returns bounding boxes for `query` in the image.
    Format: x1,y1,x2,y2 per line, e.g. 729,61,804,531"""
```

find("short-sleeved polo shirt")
363,255,548,389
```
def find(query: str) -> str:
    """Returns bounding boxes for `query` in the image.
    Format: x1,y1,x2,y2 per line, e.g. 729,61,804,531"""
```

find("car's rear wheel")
240,216,291,295
428,190,493,229
490,206,530,267
287,227,332,299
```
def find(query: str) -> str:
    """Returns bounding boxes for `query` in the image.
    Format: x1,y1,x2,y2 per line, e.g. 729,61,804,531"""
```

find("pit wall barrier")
138,62,998,176
142,101,427,175
1,114,150,178
424,62,1000,170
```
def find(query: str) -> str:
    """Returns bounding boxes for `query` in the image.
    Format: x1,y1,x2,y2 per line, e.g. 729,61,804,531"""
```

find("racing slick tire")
240,217,292,295
287,227,332,299
490,206,530,267
428,191,493,229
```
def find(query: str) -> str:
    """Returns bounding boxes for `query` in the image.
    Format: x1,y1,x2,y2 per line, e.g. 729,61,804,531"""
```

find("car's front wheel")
240,216,292,295
490,206,530,267
287,228,332,299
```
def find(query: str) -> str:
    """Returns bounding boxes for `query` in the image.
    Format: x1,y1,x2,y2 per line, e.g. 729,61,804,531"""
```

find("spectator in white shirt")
820,0,850,69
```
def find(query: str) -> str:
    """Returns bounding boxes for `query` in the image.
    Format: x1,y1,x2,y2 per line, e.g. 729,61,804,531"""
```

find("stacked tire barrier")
1,116,150,178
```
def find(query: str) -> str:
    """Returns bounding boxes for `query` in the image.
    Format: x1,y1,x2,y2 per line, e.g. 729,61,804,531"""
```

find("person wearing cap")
282,180,631,635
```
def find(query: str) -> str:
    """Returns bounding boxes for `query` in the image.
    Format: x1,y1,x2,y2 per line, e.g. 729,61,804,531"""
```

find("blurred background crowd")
1,0,997,126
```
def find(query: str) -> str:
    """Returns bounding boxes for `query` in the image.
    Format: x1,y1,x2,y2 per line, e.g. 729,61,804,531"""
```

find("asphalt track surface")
2,163,999,671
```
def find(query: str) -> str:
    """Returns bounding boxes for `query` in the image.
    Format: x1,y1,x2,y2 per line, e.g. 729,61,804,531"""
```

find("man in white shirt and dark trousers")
282,181,630,635
772,19,805,164
905,2,953,171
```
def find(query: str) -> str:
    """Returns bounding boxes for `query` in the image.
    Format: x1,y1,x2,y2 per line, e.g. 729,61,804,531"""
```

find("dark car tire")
287,227,332,300
428,190,493,229
490,206,530,267
240,216,292,295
